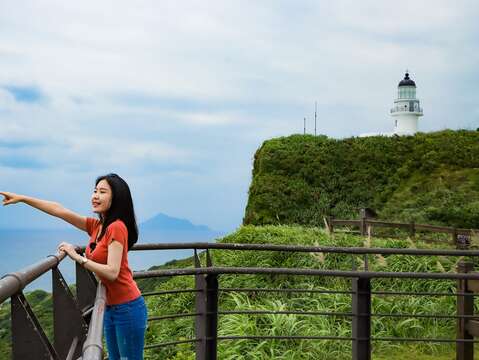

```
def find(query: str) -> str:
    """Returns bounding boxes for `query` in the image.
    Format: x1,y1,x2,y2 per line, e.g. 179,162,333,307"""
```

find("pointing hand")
0,191,23,206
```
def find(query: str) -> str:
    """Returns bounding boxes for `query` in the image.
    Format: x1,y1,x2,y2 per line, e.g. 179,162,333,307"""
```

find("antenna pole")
314,102,317,136
304,117,306,135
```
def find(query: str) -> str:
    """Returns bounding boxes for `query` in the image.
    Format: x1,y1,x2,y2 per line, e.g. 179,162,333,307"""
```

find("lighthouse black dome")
398,72,416,87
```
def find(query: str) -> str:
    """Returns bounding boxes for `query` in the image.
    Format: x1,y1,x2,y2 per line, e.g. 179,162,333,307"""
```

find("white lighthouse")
391,72,423,135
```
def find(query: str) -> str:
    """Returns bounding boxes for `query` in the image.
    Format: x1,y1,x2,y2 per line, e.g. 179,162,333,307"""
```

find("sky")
0,0,478,232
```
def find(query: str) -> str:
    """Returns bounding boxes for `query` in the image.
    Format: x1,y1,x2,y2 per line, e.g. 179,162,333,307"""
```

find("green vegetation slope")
243,130,479,228
141,225,477,359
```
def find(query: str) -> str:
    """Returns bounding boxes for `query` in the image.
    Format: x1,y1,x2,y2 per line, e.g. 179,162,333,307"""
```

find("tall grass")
141,225,479,359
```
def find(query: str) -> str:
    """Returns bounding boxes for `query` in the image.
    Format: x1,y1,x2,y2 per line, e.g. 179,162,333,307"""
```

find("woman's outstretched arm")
0,191,87,231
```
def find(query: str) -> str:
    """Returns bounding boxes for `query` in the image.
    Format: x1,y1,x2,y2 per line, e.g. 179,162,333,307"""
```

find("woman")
1,173,147,360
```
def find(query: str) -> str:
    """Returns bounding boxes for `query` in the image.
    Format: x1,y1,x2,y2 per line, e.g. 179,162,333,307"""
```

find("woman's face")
91,179,113,215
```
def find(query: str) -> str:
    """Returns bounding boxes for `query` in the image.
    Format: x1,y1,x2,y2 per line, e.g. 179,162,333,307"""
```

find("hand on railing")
58,242,78,258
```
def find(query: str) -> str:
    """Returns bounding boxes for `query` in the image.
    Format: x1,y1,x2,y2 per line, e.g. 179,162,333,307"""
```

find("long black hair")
95,173,138,250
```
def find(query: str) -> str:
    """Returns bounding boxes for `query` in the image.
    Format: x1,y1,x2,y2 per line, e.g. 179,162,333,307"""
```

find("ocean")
0,228,223,292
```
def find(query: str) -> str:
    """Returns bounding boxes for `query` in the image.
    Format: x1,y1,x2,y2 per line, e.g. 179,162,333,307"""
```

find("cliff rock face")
243,130,479,228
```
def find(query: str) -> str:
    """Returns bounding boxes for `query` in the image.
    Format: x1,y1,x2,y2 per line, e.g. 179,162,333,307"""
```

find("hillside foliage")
243,130,479,228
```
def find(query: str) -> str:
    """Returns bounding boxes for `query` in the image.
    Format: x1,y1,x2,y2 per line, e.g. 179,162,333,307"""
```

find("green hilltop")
244,130,479,228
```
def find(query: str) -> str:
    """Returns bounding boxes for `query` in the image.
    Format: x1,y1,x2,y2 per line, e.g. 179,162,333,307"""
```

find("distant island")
140,212,214,232
0,210,217,232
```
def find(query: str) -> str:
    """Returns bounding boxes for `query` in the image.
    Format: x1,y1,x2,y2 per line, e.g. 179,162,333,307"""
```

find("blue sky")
0,0,478,231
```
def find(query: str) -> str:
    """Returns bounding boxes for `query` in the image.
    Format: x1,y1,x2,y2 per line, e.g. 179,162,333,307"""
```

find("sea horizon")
0,227,225,293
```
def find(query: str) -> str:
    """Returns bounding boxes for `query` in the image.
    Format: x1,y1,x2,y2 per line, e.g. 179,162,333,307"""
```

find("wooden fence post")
453,228,459,248
409,221,416,238
360,216,367,236
329,217,334,234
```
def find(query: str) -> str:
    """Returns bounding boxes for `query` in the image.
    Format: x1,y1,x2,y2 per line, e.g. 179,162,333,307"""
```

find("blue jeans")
104,296,148,360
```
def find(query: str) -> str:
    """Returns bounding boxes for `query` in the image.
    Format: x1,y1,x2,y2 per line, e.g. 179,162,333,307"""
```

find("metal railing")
129,242,479,360
0,249,102,360
2,238,479,359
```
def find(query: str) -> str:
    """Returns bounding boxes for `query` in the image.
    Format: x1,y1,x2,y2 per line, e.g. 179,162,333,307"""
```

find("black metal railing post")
52,266,88,359
352,277,371,360
195,250,207,360
195,250,218,360
457,261,474,360
205,273,218,359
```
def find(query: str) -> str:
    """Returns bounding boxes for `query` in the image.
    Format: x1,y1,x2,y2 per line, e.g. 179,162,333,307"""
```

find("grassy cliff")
243,130,479,228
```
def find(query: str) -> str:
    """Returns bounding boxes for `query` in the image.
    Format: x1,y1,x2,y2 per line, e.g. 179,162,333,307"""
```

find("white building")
391,72,423,135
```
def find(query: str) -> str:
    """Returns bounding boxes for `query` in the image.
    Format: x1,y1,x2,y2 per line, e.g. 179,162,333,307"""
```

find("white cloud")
0,0,478,230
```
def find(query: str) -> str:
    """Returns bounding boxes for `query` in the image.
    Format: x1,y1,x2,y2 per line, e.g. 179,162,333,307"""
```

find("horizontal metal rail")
219,287,353,295
0,251,66,303
144,286,477,298
372,337,479,343
370,313,477,320
213,310,479,320
134,266,479,280
143,336,479,348
371,290,476,297
217,335,353,341
144,338,200,350
128,241,479,256
219,287,477,297
218,310,353,317
142,289,200,297
215,336,479,344
148,312,201,321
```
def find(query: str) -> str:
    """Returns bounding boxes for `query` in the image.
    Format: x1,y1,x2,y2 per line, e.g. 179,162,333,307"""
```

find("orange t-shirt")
85,217,141,305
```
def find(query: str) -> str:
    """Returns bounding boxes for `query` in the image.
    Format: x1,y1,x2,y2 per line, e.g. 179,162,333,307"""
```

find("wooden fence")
325,216,478,249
